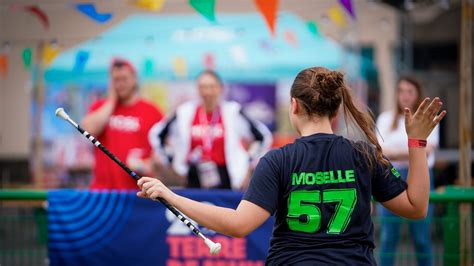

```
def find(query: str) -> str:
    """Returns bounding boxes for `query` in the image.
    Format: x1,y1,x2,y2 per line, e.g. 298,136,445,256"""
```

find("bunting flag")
339,0,356,19
0,53,8,78
42,43,60,66
306,21,320,37
284,30,298,47
254,0,279,36
22,48,33,69
23,5,50,30
73,51,90,72
143,58,154,76
328,6,346,27
203,53,215,70
75,3,112,24
172,57,187,78
133,0,166,11
189,0,216,22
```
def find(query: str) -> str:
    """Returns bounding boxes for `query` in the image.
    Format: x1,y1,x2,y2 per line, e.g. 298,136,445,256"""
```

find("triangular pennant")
0,53,8,78
133,0,166,11
75,3,113,24
339,0,355,19
42,43,60,66
173,57,187,78
328,6,346,27
23,5,50,30
144,58,154,76
255,0,278,36
306,21,320,37
203,53,215,70
254,0,279,36
22,48,33,69
73,50,90,72
189,0,216,22
284,30,298,47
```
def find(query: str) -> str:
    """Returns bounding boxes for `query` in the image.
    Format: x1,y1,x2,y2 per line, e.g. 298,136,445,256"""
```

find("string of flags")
0,0,356,79
7,0,355,35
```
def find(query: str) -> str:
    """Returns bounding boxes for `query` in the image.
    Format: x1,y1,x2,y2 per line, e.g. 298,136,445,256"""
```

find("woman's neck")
298,117,333,137
203,102,218,113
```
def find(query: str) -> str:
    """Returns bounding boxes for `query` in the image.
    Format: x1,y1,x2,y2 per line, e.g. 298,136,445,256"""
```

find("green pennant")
189,0,216,22
306,21,320,37
144,58,154,76
22,48,33,69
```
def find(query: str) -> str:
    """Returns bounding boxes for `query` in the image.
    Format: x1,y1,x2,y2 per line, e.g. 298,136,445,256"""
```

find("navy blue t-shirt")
243,133,407,265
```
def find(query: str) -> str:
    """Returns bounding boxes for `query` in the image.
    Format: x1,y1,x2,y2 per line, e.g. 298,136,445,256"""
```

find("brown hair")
290,66,389,170
391,76,423,131
197,70,223,87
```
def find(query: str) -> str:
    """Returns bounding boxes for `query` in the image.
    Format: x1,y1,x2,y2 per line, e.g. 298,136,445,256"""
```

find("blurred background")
0,0,472,265
0,0,471,189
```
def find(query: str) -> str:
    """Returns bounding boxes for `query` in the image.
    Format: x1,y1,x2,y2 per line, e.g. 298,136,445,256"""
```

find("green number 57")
286,188,357,234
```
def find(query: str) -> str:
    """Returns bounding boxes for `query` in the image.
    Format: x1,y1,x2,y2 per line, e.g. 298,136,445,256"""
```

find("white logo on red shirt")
109,115,140,132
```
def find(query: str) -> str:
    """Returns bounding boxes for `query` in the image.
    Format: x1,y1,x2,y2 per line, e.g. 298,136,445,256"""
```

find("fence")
0,187,473,265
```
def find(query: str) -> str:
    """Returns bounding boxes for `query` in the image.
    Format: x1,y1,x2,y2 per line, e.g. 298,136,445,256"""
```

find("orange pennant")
0,53,8,78
254,0,278,36
284,30,298,47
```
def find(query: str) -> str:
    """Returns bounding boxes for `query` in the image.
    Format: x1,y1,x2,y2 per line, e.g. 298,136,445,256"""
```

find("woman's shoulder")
260,144,292,164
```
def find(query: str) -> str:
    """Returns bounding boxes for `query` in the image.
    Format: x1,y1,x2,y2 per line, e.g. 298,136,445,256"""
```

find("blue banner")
48,189,273,265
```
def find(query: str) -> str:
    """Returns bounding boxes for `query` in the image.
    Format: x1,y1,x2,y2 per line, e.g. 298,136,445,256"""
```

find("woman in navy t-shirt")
137,67,445,265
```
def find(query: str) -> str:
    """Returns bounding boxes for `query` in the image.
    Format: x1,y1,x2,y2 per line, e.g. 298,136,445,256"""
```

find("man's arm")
82,99,116,136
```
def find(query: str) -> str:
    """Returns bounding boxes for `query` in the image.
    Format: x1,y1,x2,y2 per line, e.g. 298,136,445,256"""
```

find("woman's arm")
382,97,446,219
137,177,270,237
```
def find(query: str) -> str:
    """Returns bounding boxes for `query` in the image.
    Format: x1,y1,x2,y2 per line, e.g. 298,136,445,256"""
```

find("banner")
48,189,273,265
227,83,277,131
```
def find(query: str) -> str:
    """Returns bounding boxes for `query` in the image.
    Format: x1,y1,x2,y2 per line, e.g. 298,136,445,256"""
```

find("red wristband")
408,138,427,148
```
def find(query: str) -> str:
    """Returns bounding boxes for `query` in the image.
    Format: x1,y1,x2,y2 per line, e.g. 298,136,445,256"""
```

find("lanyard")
198,106,220,155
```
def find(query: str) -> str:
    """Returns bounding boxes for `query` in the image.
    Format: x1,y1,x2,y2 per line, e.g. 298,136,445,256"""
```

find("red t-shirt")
88,99,163,190
190,106,226,166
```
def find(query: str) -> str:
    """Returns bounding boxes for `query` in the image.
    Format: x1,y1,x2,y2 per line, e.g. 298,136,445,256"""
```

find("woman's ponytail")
340,85,389,170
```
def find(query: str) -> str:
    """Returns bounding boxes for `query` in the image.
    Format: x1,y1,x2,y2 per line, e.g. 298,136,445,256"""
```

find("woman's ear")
291,98,300,115
290,97,298,115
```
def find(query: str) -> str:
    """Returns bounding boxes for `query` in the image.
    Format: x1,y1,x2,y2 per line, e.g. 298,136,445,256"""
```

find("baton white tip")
205,238,221,255
55,108,69,121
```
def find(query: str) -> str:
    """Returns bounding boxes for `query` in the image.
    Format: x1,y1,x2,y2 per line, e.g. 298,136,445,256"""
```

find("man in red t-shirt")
82,58,163,190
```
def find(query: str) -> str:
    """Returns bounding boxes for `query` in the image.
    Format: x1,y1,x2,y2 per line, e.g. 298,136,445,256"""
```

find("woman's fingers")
414,97,430,117
424,98,442,119
141,180,157,190
404,108,412,125
433,110,447,126
150,190,162,199
137,176,154,188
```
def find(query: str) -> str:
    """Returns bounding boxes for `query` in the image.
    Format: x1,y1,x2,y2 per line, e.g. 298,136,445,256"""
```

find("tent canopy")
45,12,347,83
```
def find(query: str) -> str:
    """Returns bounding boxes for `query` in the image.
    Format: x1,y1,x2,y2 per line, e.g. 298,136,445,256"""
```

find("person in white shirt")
148,70,273,190
376,76,439,266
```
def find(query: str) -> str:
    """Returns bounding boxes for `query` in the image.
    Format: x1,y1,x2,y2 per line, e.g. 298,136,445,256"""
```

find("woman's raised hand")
404,97,446,140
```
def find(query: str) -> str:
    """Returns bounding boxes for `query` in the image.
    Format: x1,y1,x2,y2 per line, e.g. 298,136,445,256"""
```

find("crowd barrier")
0,187,473,265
